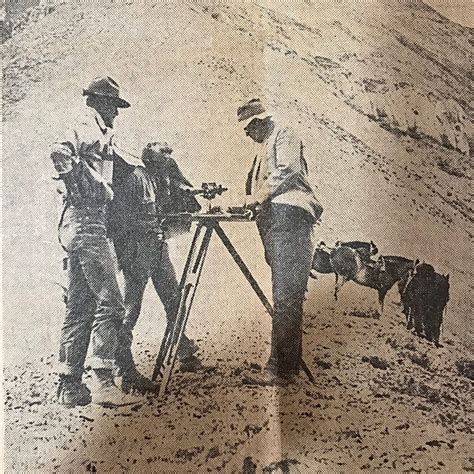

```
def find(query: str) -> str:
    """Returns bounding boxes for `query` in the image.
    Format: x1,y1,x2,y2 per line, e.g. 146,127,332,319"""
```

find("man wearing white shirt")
238,99,323,385
50,77,139,407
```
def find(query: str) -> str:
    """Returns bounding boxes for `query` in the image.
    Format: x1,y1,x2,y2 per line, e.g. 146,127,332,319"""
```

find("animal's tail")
441,303,448,339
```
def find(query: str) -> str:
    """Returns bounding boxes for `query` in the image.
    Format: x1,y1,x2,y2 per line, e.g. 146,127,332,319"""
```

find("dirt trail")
3,1,473,471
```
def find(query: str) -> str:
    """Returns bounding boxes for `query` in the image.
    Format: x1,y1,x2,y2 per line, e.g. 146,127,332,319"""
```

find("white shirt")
247,125,322,221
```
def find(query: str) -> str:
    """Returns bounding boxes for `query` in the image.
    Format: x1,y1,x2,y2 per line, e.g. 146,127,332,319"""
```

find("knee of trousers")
274,292,305,316
65,296,96,318
93,305,125,327
96,294,125,317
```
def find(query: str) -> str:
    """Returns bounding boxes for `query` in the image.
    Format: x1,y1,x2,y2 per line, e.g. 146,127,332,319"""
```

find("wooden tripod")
152,214,315,395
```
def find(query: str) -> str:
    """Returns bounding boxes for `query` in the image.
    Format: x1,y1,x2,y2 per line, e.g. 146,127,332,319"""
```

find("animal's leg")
406,308,413,330
334,273,338,300
436,307,447,347
434,321,442,347
334,274,346,301
378,288,388,314
424,321,435,343
413,309,423,336
397,280,405,304
424,309,442,346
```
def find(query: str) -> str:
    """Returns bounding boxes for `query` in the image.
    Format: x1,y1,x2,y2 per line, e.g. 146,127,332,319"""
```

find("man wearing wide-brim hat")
237,98,323,385
50,76,140,407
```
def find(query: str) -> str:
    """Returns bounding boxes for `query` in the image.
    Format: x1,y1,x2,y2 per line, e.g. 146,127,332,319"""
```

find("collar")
84,105,112,135
94,110,114,135
94,111,110,135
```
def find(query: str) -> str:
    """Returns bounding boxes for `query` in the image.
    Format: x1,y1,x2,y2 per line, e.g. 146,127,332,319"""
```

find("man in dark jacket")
113,142,201,393
238,99,323,385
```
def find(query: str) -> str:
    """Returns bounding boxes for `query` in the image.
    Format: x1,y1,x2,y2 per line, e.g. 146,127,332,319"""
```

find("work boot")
241,369,295,387
177,336,199,360
92,369,141,408
57,375,91,408
179,354,204,373
121,368,160,395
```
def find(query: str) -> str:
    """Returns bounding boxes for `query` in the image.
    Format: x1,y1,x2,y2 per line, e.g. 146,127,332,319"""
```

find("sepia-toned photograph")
2,0,473,471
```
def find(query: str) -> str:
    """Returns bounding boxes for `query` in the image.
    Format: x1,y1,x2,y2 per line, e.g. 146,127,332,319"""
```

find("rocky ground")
3,1,473,471
4,280,474,471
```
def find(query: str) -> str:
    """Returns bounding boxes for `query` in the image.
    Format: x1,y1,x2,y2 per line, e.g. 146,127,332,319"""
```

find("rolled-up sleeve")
50,142,75,175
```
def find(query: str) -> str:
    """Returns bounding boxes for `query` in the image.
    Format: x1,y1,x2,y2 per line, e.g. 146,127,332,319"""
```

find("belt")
257,202,314,229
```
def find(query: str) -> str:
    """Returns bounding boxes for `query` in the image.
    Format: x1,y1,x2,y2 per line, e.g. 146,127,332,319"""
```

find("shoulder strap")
300,141,308,174
246,155,258,196
57,199,70,252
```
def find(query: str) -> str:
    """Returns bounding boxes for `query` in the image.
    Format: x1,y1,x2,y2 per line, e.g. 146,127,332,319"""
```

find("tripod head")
193,182,228,200
191,182,228,211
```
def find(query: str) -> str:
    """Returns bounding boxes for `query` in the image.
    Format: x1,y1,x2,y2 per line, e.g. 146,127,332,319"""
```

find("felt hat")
83,76,130,108
237,98,267,122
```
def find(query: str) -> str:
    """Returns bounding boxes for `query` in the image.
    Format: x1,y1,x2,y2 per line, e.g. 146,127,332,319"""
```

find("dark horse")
400,262,449,346
310,242,333,277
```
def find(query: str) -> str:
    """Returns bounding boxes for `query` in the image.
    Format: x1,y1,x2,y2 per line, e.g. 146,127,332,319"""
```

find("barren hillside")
3,1,473,471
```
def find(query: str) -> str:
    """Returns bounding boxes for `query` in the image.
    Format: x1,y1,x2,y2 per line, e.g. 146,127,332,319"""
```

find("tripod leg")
152,320,172,381
152,223,206,382
157,224,214,396
299,359,316,385
214,224,316,385
213,224,273,316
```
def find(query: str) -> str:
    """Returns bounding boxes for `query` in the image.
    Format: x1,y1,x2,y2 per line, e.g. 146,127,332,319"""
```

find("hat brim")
242,112,271,126
113,97,131,108
237,102,266,122
83,91,130,108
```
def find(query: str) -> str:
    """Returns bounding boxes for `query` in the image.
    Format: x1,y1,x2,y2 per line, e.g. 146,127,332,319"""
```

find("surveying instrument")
152,183,315,395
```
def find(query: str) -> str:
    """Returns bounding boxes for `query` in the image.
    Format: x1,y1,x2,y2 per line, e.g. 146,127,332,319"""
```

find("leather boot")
121,368,160,394
242,369,295,387
57,375,92,408
177,336,199,360
92,369,141,407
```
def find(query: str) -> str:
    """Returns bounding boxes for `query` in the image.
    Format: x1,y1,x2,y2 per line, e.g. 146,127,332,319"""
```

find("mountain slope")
3,1,473,471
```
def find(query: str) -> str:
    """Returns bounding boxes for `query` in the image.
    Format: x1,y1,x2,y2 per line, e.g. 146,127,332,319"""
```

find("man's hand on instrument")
243,200,260,220
226,205,247,214
208,205,222,214
179,185,196,194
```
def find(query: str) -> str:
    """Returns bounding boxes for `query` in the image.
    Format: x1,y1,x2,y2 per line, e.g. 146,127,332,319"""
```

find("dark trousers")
116,241,187,371
256,203,315,376
59,230,125,378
